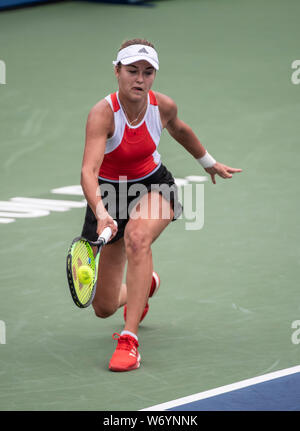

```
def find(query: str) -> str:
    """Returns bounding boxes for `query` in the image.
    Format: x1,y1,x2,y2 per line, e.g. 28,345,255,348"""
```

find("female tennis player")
80,38,242,372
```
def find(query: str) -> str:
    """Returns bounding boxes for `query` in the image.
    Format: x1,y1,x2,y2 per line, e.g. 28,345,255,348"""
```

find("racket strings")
72,240,94,304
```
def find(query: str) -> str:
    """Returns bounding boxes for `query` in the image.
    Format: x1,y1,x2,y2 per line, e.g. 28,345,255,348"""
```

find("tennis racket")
66,221,117,308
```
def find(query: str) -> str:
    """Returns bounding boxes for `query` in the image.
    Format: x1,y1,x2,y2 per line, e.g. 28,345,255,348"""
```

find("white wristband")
197,151,216,168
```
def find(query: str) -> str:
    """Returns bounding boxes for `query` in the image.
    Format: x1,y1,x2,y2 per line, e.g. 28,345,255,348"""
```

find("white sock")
121,330,138,341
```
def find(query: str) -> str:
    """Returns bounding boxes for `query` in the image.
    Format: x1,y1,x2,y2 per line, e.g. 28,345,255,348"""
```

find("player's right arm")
81,100,117,237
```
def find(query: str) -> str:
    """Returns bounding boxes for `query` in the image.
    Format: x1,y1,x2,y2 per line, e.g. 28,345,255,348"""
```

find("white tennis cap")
113,44,159,70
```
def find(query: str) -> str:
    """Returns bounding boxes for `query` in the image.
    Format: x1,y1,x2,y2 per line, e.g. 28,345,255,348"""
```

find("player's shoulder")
88,97,113,118
153,91,177,110
86,97,114,128
153,91,177,126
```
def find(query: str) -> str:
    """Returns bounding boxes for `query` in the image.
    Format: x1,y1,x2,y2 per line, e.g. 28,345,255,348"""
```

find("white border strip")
140,365,300,411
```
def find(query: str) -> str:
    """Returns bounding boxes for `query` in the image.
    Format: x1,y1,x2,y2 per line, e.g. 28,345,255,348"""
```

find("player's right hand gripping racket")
66,221,117,308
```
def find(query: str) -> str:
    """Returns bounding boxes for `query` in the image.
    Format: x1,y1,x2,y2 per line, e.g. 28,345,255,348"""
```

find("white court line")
0,218,15,223
140,365,300,411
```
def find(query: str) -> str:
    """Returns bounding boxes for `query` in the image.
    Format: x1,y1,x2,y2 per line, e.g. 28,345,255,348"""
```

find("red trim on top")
99,122,158,181
149,90,158,106
111,92,120,112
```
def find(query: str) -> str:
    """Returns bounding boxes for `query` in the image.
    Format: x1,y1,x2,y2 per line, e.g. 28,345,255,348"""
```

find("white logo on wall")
291,60,300,84
291,320,300,345
0,176,207,231
0,60,6,85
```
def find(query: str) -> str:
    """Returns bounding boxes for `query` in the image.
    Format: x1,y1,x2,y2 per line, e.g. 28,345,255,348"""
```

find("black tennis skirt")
81,163,183,244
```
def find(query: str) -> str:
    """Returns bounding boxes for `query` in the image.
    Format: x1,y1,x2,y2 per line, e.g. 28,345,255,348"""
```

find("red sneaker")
123,271,160,323
109,333,140,372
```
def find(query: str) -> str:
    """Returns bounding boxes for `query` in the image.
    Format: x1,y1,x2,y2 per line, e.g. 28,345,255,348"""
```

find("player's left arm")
156,92,242,184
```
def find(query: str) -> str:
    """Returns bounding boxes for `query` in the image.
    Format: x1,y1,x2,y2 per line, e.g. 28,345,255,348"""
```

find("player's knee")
93,303,117,319
124,227,151,257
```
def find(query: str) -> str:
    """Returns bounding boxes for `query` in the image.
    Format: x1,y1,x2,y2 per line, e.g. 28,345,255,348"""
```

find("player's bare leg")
123,192,174,336
92,238,127,318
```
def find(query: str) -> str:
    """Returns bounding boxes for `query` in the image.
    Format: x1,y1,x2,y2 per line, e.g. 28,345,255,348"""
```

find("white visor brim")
112,44,159,70
114,56,159,70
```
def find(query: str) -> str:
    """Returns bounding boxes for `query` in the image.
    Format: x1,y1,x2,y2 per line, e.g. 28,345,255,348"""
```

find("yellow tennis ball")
78,265,93,285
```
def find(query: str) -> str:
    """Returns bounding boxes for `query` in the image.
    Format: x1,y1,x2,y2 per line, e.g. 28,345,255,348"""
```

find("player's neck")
118,91,148,123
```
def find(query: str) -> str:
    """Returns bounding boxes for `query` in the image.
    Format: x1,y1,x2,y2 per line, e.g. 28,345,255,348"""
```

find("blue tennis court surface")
141,366,300,411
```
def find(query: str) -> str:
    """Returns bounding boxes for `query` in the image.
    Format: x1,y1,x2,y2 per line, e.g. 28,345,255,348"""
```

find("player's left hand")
205,162,242,184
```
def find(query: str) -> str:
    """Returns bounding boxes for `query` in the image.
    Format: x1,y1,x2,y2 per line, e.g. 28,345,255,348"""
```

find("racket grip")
98,220,117,244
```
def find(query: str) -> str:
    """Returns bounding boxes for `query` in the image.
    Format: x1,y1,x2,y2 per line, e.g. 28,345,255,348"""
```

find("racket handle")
98,220,117,244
